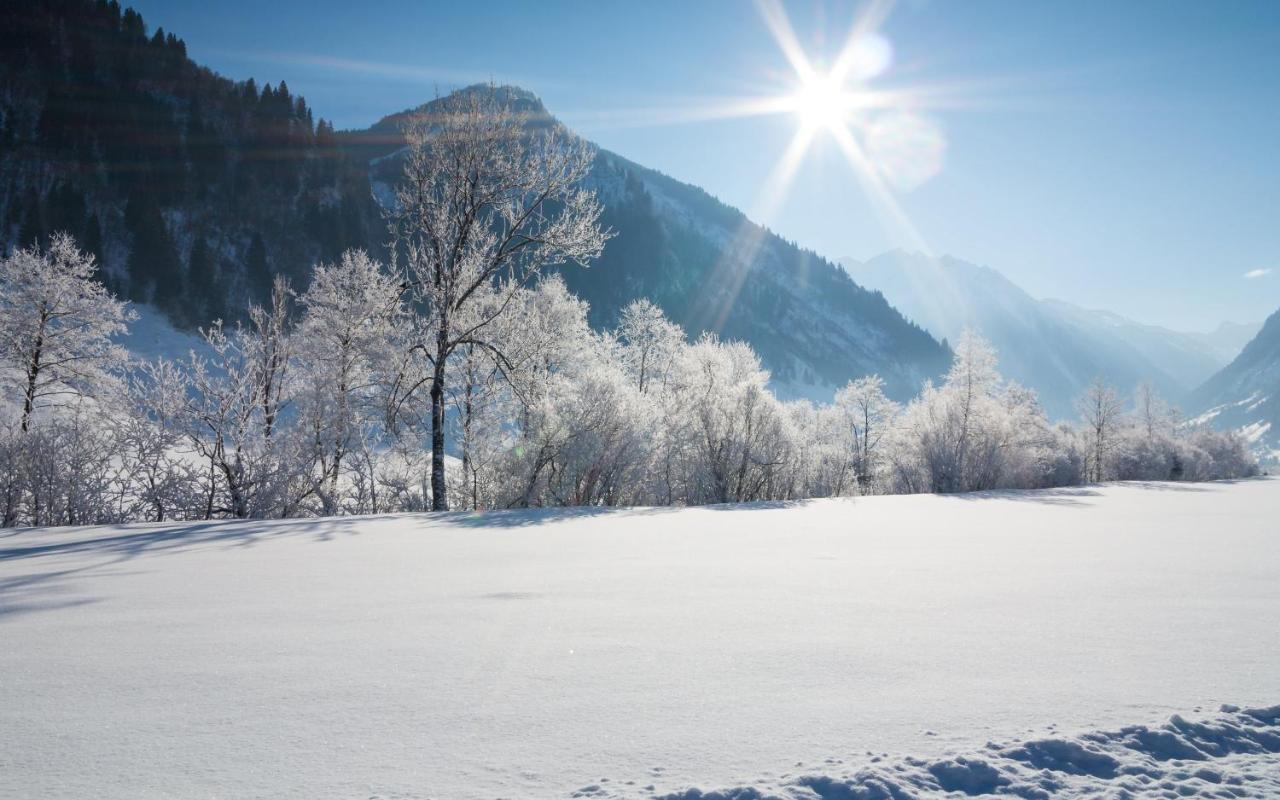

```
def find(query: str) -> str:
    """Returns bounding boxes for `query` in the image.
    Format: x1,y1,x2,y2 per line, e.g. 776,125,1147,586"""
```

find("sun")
790,72,851,132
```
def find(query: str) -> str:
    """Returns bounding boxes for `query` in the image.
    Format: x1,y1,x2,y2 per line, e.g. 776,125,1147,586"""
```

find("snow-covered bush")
664,335,795,504
883,332,1058,494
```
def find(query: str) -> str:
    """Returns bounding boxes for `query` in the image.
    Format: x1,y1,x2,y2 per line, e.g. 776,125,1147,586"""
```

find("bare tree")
1078,377,1126,482
388,87,611,510
1134,381,1171,440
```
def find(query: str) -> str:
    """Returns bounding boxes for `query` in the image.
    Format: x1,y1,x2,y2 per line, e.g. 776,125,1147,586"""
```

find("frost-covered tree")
1078,377,1127,482
294,249,405,515
250,276,293,441
17,399,120,527
179,322,270,518
0,235,1258,527
0,233,133,432
830,375,900,494
616,298,683,394
670,335,792,504
885,331,1058,494
177,280,299,520
118,359,202,522
388,88,611,510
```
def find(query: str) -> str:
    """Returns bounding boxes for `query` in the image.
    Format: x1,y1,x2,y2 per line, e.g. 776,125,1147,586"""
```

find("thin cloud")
204,48,557,92
1243,268,1273,279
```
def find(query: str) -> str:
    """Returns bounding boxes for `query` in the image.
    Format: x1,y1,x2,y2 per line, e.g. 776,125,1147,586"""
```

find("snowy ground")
2,480,1278,799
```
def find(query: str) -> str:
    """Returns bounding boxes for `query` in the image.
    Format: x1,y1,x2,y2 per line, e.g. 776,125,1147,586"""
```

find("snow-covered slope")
115,302,210,365
846,251,1249,418
3,479,1278,799
353,86,951,402
1191,307,1280,463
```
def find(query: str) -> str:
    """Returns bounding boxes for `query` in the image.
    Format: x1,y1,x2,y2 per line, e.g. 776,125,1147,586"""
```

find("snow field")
1,478,1278,798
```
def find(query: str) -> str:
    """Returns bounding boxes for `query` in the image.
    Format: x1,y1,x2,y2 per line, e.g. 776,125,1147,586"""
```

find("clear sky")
128,0,1280,331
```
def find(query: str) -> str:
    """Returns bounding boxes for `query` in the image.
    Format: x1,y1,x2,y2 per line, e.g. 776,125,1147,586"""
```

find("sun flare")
790,72,851,132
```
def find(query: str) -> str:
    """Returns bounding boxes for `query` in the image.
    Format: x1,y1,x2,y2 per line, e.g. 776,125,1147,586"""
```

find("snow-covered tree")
117,359,202,522
250,276,293,441
294,249,405,515
1134,381,1173,441
1077,377,1127,482
885,331,1058,494
830,375,900,494
0,233,134,432
616,298,683,394
0,236,1258,527
388,87,612,510
670,335,793,504
177,280,300,520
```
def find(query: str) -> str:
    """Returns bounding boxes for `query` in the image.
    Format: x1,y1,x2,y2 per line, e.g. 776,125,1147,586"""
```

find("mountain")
1192,320,1264,364
0,0,384,324
350,87,952,400
1038,300,1233,391
845,250,1248,418
1189,308,1280,463
2,2,949,401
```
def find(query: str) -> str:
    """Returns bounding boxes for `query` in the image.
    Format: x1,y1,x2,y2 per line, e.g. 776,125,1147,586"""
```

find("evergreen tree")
125,193,182,306
18,189,46,249
186,234,224,324
83,212,104,265
247,232,271,303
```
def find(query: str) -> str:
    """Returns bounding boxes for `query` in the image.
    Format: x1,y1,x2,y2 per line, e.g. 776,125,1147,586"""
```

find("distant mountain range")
844,251,1259,418
1189,308,1280,463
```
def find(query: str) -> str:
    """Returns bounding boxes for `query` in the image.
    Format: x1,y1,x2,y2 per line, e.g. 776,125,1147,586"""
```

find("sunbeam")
700,123,818,335
683,0,942,335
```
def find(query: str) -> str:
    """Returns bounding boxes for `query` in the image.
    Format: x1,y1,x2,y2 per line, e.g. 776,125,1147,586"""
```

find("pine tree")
125,194,182,306
18,189,46,249
82,212,104,265
247,232,271,303
186,235,222,324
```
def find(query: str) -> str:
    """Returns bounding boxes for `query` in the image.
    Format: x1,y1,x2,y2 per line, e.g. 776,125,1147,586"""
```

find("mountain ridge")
843,250,1256,418
350,85,953,400
1190,307,1280,462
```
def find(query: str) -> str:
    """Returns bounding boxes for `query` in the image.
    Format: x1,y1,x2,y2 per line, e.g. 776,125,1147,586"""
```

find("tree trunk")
429,357,448,511
21,329,44,433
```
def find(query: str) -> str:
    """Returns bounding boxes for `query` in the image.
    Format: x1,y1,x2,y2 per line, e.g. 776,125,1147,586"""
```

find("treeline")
1,0,379,326
0,234,1256,528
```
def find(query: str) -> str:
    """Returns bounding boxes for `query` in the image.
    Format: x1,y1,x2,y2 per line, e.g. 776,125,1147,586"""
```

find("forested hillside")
0,0,382,324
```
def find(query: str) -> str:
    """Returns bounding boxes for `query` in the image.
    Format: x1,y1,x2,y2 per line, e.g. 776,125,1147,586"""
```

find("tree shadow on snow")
943,486,1102,506
0,515,375,620
939,477,1268,506
0,515,371,565
443,504,681,529
437,497,825,528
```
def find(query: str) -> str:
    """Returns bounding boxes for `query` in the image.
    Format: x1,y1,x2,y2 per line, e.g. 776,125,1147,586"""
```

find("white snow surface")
116,303,210,365
2,480,1279,799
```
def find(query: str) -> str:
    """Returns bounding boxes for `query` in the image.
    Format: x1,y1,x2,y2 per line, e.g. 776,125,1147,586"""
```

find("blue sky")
129,0,1280,330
